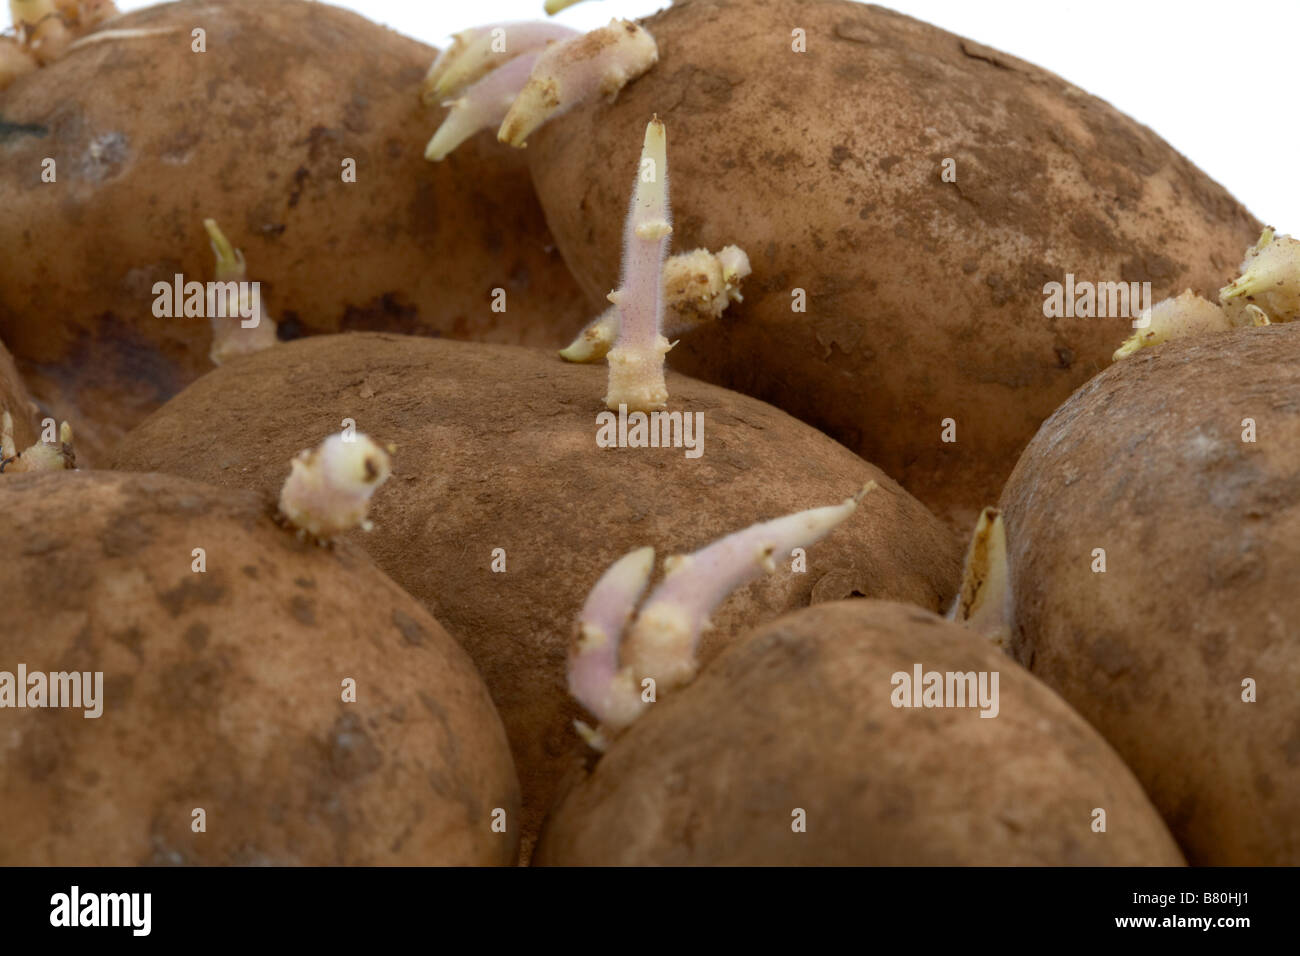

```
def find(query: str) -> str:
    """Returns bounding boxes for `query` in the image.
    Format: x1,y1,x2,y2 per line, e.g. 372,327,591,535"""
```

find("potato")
0,335,38,452
112,331,963,851
0,0,587,464
0,469,520,865
999,324,1300,864
524,0,1260,526
535,600,1184,865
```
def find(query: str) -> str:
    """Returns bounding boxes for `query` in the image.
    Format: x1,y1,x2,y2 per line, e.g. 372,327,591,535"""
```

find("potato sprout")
278,432,393,541
604,117,673,412
1113,290,1235,360
425,50,542,161
946,506,1012,647
2,0,119,83
422,20,576,104
561,245,752,363
1220,228,1300,324
498,20,658,148
569,483,875,747
204,218,279,366
1,411,74,472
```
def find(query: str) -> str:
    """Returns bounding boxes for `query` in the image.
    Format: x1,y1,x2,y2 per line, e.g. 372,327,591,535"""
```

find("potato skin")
0,335,37,451
0,0,587,466
1000,325,1300,864
526,0,1260,527
112,332,963,853
0,470,520,865
534,600,1183,865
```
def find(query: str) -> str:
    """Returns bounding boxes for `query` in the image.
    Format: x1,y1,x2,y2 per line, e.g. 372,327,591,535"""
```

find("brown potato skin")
0,0,587,466
0,470,520,865
526,0,1260,528
534,600,1183,865
112,332,963,854
1000,325,1300,865
0,335,37,450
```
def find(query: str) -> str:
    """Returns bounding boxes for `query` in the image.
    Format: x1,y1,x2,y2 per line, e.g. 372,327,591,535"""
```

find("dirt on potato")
535,600,1184,865
0,469,520,865
526,0,1261,529
0,0,588,465
112,331,964,854
1001,324,1300,864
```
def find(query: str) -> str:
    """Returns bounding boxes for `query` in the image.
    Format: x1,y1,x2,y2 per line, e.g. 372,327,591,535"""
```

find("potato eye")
363,457,378,481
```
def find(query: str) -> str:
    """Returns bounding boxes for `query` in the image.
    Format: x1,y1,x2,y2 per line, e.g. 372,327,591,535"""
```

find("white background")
15,0,1297,231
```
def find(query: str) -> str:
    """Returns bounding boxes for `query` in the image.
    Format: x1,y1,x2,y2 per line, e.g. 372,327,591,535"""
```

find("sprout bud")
497,19,658,148
1219,229,1300,324
203,218,279,366
278,432,393,542
425,51,542,161
422,20,576,104
947,507,1012,647
1113,290,1233,360
561,245,752,363
1,411,74,473
604,117,672,411
567,485,875,740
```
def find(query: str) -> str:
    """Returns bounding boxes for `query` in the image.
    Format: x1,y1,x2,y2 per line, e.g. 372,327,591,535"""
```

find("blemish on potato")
78,131,129,182
183,622,210,652
18,725,64,784
289,595,316,626
392,609,428,647
328,713,383,781
157,574,228,617
110,626,146,663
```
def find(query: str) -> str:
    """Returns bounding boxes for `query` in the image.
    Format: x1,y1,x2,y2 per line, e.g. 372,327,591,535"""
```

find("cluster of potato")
1,0,1294,866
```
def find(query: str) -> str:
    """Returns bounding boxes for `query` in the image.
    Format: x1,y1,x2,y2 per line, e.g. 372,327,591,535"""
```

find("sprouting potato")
0,0,589,464
113,331,964,856
538,600,1184,866
503,0,1261,527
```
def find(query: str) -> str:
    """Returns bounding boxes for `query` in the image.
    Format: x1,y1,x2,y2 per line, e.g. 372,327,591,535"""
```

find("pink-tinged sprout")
1,411,74,473
604,116,672,411
1113,290,1234,360
278,432,393,542
498,19,659,148
1220,228,1300,324
421,20,576,105
544,0,594,15
561,245,752,363
204,219,278,366
947,507,1013,648
624,482,877,694
568,546,656,749
567,484,875,747
425,50,542,162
